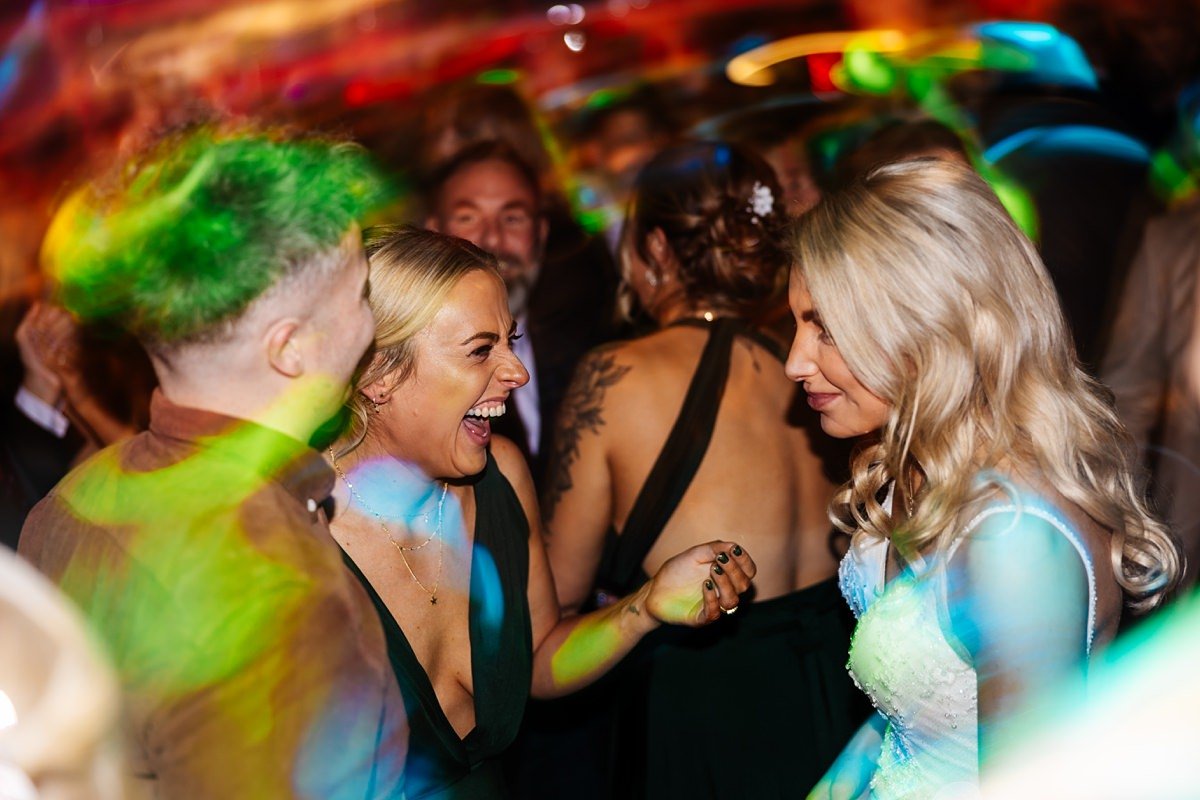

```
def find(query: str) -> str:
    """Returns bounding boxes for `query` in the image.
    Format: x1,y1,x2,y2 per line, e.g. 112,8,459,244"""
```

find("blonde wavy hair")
338,225,499,455
791,159,1180,612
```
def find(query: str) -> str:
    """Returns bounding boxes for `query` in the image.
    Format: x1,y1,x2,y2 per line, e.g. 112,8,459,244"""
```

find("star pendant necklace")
329,447,448,605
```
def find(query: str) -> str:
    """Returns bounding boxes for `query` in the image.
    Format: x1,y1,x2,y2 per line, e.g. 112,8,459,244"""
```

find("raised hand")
15,302,65,404
36,305,88,403
644,540,756,626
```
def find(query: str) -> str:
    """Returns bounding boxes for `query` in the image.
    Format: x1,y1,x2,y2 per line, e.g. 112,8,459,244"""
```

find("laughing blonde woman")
324,226,755,799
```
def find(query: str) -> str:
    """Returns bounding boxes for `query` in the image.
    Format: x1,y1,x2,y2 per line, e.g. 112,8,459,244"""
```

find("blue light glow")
985,125,1150,164
973,21,1098,90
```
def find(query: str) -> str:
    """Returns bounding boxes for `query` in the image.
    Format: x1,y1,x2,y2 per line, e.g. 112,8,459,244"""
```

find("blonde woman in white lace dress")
784,159,1181,799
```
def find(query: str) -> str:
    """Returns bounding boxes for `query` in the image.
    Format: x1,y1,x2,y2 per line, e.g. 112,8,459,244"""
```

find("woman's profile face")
785,270,890,438
374,269,529,478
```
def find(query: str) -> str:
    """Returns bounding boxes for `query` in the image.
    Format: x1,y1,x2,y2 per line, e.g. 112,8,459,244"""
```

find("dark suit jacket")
1102,202,1200,588
1,402,82,550
494,228,621,486
978,91,1160,369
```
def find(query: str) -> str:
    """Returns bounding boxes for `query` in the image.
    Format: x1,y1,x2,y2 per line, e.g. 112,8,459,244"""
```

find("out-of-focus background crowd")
5,2,1200,798
4,0,1200,361
8,0,1200,557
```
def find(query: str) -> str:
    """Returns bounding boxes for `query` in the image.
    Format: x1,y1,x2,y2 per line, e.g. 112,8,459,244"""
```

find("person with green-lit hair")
18,123,409,799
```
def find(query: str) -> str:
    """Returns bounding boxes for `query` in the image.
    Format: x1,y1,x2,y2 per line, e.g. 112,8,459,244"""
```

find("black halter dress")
343,451,532,799
594,318,867,799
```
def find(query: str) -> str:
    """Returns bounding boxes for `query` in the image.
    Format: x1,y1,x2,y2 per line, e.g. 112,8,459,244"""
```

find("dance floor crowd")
1,67,1197,800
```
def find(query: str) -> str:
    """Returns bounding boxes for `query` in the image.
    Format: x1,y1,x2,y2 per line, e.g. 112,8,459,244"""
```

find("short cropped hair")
42,123,389,351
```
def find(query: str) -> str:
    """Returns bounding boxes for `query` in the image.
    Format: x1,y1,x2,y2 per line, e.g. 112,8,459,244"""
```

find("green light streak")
477,69,520,85
835,36,1045,241
1150,149,1199,206
549,614,623,689
984,165,1040,241
841,47,898,95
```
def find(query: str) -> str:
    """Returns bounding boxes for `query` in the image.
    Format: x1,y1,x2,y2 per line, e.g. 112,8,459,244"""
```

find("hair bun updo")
627,141,790,320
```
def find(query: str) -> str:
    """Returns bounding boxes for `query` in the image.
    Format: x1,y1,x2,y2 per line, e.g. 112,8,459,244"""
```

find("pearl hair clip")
748,181,774,221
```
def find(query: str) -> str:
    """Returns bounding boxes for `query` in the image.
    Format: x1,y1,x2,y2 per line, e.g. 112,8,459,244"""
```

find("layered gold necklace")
329,448,448,605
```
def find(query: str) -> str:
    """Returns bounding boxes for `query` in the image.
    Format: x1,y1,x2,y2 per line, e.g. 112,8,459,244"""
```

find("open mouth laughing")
461,400,507,446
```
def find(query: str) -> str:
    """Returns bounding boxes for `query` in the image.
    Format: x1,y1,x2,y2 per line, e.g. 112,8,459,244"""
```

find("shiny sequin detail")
838,500,1098,799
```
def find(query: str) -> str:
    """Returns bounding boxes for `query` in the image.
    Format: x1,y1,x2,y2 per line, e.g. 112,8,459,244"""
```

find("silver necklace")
328,447,448,605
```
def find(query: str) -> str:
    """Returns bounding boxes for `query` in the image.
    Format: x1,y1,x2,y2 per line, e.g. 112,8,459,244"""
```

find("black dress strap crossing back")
530,316,868,800
594,317,784,598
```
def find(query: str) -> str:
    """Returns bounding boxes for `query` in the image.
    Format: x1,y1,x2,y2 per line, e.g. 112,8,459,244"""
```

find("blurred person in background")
425,141,617,485
715,102,825,218
543,141,864,799
3,303,86,550
832,115,972,187
326,225,757,799
418,81,621,337
17,123,410,799
3,301,153,549
749,128,822,218
587,87,677,204
1102,197,1200,591
790,159,1179,799
419,82,560,204
572,86,680,254
13,303,151,449
966,65,1160,368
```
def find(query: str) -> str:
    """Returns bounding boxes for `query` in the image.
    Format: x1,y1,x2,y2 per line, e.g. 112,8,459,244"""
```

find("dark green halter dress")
343,451,532,799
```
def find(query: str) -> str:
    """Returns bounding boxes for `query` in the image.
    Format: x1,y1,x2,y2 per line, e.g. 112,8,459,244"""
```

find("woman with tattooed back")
543,142,865,798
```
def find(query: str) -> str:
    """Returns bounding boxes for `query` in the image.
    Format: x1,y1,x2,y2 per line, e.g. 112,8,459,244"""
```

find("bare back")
544,321,837,611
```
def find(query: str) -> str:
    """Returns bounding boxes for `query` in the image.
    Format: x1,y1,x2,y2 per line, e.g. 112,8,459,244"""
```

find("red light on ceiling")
345,80,370,106
808,51,842,93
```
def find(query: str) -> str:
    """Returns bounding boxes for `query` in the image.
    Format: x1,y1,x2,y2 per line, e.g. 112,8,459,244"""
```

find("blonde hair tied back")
791,158,1181,612
338,225,499,456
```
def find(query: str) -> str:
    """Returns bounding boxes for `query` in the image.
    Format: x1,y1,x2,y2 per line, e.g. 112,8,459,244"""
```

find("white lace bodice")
838,499,1098,800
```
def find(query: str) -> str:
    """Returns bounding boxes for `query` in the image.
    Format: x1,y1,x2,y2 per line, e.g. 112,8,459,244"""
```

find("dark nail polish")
712,563,724,575
731,545,743,557
716,551,729,564
705,579,715,591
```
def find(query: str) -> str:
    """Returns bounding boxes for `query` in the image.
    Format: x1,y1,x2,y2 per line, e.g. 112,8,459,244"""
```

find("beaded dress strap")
948,504,1098,656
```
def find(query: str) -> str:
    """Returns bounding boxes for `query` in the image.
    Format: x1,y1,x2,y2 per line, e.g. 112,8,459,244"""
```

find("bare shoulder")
568,329,700,401
952,473,1100,583
489,435,537,499
558,341,644,421
542,340,650,517
612,325,703,363
572,338,642,384
978,471,1108,546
